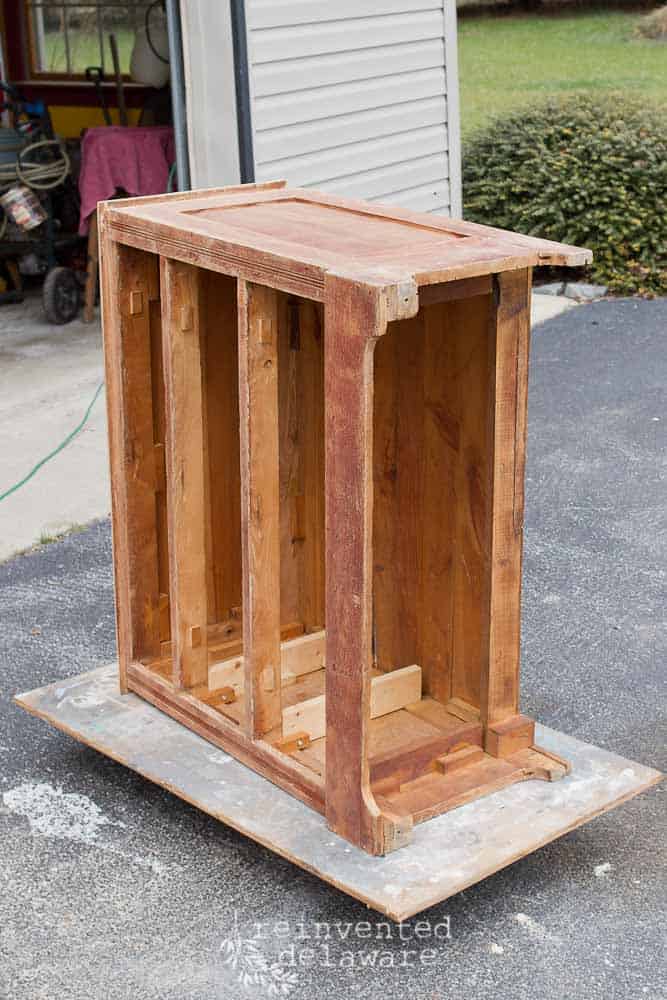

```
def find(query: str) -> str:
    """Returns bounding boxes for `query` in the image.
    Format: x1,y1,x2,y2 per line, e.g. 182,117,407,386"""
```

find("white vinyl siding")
180,1,241,189
246,1,461,216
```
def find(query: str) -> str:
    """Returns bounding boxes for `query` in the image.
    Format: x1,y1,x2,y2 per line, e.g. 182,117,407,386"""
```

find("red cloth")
78,126,175,234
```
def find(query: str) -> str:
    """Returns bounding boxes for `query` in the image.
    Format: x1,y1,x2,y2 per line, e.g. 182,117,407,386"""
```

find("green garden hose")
0,380,105,503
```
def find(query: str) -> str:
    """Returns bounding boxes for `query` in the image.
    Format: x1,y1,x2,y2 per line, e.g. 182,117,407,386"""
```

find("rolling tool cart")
0,83,83,323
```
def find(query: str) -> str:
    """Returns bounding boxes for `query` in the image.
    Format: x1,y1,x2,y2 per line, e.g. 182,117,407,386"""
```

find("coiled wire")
0,138,71,238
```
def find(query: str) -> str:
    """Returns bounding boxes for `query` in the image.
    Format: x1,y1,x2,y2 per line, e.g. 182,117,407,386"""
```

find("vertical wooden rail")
299,301,326,629
201,273,242,623
481,268,531,729
99,210,161,691
83,211,99,323
238,280,282,738
160,258,209,689
324,275,412,855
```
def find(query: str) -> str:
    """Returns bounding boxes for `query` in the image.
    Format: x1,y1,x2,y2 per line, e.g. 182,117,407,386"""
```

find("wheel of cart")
0,82,84,324
42,265,81,324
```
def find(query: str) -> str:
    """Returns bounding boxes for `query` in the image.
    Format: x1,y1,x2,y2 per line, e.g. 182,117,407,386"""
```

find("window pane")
66,6,103,75
29,2,151,77
30,5,70,74
102,4,146,76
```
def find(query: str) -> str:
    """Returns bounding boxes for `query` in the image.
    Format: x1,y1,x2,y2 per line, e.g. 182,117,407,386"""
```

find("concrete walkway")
0,296,108,562
0,288,575,563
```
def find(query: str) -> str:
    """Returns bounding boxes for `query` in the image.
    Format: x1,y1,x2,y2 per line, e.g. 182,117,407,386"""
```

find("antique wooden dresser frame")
99,181,591,856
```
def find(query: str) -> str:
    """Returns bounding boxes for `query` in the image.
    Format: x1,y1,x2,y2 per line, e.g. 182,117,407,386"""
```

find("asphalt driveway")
0,298,664,1000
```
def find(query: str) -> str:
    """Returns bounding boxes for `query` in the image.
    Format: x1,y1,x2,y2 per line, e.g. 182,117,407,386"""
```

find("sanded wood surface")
323,275,390,854
277,296,326,633
126,659,324,811
208,629,326,694
283,664,422,741
15,665,661,922
103,184,592,303
147,286,170,645
99,230,162,689
200,272,242,625
160,259,209,690
481,269,531,729
99,182,594,857
238,281,283,737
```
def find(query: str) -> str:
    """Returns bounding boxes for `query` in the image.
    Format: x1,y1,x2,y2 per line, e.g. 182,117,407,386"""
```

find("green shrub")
462,95,667,295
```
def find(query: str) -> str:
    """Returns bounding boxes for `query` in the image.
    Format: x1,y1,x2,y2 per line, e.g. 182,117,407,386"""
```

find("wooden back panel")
373,290,494,710
277,295,325,633
131,266,325,668
201,271,242,624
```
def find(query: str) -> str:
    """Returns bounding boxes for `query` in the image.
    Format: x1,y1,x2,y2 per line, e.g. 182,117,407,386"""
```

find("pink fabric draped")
78,126,175,234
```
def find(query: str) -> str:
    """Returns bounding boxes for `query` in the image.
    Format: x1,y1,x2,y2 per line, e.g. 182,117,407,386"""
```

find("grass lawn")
458,10,667,136
43,29,135,76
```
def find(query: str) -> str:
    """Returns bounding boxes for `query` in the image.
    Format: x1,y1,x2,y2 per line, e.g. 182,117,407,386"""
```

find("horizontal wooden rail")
209,629,326,693
283,664,422,741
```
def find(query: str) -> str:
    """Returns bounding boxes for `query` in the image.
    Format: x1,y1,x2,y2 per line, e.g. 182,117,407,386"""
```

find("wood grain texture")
99,185,591,851
378,736,571,826
480,269,531,727
126,661,324,812
371,290,494,710
99,220,130,691
486,713,535,758
296,300,326,630
105,184,592,299
208,629,326,693
283,664,422,741
370,720,483,786
153,620,303,674
238,281,283,737
148,291,171,644
160,258,209,689
435,744,485,775
201,271,242,624
17,664,661,922
420,299,458,703
274,296,326,633
99,220,161,690
83,210,99,323
372,311,424,675
324,274,412,856
449,292,494,710
277,294,301,628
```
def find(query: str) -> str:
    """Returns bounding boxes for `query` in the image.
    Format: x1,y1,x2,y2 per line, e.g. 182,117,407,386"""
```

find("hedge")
635,4,667,38
462,95,667,295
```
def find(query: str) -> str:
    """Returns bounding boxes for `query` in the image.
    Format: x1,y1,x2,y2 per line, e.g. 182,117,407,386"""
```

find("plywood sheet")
16,665,660,922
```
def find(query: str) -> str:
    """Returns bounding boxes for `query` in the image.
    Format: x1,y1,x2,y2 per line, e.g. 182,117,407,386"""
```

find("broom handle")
108,34,128,127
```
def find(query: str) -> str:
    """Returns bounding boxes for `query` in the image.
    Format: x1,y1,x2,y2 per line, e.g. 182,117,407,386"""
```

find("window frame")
23,1,148,82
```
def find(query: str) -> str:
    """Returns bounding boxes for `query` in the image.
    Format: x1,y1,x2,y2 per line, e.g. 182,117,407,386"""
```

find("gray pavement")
0,298,665,1000
0,287,572,564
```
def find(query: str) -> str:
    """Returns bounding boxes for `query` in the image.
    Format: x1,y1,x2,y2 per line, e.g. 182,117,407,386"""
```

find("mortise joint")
257,315,276,346
381,278,419,325
180,305,194,331
261,665,278,692
129,290,143,315
274,731,312,754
